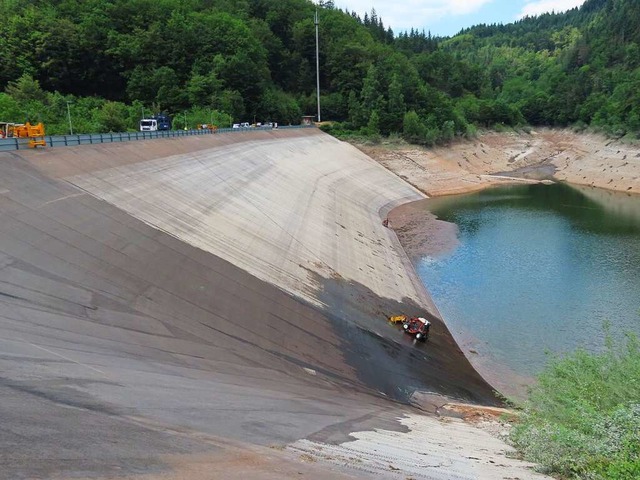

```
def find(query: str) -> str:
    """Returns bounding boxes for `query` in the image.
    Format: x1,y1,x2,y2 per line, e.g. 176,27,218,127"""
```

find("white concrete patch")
67,134,427,311
288,413,552,479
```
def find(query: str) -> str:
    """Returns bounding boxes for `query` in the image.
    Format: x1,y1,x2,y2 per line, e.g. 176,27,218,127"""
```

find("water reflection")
417,183,640,377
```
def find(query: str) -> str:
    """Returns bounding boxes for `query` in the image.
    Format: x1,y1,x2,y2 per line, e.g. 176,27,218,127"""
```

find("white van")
140,119,158,131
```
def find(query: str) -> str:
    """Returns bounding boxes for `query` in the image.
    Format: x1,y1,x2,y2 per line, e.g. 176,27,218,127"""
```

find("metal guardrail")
0,124,313,152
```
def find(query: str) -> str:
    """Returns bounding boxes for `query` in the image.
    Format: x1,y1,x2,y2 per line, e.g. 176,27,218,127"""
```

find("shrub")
572,120,588,133
403,110,426,144
510,332,640,478
464,123,478,139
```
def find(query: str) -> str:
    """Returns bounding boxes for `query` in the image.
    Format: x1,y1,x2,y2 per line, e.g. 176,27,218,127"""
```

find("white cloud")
327,0,494,32
518,0,586,18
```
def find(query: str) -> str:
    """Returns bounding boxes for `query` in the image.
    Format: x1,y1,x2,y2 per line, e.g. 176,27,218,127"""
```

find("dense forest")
0,0,639,140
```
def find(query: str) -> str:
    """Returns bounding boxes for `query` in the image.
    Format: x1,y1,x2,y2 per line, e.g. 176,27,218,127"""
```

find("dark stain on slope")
308,271,501,406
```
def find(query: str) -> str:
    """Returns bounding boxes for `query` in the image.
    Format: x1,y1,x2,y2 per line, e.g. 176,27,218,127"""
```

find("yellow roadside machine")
197,123,217,132
0,121,47,148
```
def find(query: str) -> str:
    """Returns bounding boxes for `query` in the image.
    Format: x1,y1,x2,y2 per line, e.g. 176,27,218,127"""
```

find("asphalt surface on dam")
0,128,498,478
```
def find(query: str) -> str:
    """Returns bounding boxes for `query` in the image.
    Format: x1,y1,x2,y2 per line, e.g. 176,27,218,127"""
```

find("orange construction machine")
0,122,47,148
197,123,217,131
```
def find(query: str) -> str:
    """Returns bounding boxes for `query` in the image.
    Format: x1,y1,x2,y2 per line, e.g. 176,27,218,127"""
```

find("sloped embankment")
0,129,497,478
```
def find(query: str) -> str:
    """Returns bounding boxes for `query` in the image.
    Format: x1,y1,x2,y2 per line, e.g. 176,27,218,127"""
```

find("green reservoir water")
417,183,640,377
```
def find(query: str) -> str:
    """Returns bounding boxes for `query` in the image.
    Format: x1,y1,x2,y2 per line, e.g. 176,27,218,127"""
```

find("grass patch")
509,331,640,478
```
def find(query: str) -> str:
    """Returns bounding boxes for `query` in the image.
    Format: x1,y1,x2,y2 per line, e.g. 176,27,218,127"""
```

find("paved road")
0,130,539,479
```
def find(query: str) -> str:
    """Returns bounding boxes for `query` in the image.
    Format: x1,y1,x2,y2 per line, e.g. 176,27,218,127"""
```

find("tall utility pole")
66,101,73,135
315,9,321,123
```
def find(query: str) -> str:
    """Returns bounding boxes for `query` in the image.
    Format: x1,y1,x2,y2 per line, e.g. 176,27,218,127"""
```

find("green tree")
347,90,366,128
365,109,380,135
97,101,129,132
441,120,455,143
360,64,383,116
402,110,426,144
0,93,23,121
186,72,222,107
213,90,245,123
5,74,47,103
385,74,406,133
259,88,301,124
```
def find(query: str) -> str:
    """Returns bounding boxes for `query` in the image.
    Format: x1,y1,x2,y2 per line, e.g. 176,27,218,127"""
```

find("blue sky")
327,0,587,37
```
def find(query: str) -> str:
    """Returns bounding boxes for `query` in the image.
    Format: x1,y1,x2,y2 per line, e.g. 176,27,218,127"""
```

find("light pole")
315,9,321,123
66,101,73,135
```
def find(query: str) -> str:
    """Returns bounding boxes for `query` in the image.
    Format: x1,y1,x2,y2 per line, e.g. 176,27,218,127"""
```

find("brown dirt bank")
358,128,640,199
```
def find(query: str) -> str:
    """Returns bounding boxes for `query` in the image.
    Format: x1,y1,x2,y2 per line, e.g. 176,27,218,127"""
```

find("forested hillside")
1,0,638,139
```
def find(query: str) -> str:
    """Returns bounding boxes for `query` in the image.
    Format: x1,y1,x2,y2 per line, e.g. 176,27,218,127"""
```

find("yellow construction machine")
197,123,217,131
0,121,47,147
388,314,408,324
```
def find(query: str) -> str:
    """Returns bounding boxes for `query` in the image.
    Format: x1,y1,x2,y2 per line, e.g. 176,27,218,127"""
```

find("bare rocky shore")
358,128,640,199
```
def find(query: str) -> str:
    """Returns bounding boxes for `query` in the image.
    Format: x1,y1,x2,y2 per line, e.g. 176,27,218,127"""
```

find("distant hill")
1,0,637,139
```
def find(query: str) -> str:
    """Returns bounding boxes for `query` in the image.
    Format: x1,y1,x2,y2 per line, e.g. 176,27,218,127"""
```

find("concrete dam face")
0,129,498,478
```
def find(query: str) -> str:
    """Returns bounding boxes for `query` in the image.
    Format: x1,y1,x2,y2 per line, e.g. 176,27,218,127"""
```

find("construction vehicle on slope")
389,314,431,341
0,121,47,148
